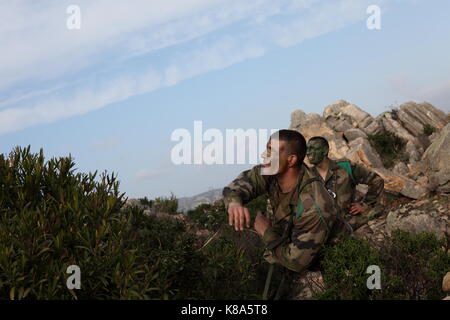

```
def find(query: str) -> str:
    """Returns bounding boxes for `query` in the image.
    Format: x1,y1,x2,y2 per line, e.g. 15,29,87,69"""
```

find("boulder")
422,124,450,193
346,137,384,169
397,101,449,137
443,272,450,293
343,128,367,142
323,100,384,135
380,112,420,147
386,208,447,240
392,162,409,176
405,141,422,165
122,198,147,210
373,168,428,199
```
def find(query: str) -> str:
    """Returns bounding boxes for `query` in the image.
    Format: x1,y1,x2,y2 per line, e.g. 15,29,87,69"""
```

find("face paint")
306,142,328,165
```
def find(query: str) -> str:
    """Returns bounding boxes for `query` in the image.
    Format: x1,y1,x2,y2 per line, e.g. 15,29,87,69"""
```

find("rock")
422,124,450,193
392,162,409,176
122,198,147,210
405,141,422,165
373,168,428,199
397,101,449,137
293,270,325,300
443,272,450,293
380,111,419,145
386,208,447,240
322,100,354,132
323,100,384,135
347,137,384,169
344,128,368,142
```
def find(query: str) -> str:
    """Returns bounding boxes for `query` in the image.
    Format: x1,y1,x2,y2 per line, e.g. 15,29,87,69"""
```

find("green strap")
313,201,331,237
336,161,356,185
296,200,304,219
295,177,320,219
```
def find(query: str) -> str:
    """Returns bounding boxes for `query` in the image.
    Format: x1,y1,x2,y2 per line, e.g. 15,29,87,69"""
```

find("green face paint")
306,141,328,164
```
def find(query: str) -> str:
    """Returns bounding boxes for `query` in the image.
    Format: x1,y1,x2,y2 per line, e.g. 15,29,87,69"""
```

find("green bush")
152,192,178,214
318,235,382,300
187,201,227,231
318,231,450,300
198,237,264,299
368,131,407,168
138,196,153,208
422,124,437,136
0,146,163,299
374,230,450,300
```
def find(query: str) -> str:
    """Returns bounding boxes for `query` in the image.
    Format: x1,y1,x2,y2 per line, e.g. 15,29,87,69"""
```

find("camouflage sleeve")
351,163,384,207
222,165,270,207
261,183,333,273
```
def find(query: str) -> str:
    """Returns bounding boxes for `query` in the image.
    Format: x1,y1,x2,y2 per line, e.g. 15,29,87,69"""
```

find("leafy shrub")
318,231,450,300
0,146,163,299
152,192,178,214
138,196,153,208
374,230,450,300
318,235,382,300
390,108,399,121
187,201,227,231
368,131,407,168
198,237,265,299
422,124,437,136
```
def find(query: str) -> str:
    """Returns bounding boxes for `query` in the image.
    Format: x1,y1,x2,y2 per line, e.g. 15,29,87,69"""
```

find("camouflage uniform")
310,158,384,230
222,164,340,274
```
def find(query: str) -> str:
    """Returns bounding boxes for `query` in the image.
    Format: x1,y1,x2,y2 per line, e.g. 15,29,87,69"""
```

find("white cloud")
0,0,384,135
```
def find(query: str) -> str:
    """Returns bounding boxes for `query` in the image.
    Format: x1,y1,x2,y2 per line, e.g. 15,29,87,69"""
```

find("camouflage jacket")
310,158,384,217
222,164,339,273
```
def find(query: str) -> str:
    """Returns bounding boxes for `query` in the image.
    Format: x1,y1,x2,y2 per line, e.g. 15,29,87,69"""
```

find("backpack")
336,160,356,185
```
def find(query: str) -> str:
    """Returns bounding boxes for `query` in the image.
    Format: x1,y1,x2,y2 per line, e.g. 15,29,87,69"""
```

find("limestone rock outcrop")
290,99,449,199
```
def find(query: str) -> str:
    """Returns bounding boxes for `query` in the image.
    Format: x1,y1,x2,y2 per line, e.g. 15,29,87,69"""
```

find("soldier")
222,129,344,299
306,136,384,230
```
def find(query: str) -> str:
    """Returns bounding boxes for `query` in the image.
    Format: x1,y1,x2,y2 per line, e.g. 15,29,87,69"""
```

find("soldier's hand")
349,203,366,215
227,202,251,231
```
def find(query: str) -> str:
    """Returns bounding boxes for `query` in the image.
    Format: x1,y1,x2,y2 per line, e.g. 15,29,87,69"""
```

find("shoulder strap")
295,177,321,219
336,160,356,185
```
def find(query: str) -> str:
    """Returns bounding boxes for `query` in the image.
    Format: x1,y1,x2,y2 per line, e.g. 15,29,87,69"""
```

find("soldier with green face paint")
306,136,385,230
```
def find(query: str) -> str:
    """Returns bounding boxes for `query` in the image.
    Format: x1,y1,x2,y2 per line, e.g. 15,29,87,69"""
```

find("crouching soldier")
306,136,385,231
222,130,345,299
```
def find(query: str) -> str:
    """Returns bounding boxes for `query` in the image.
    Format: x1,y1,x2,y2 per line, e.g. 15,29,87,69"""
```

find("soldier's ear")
288,155,298,167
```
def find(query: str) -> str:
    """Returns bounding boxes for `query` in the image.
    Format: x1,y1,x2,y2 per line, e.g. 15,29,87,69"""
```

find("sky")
1,0,450,199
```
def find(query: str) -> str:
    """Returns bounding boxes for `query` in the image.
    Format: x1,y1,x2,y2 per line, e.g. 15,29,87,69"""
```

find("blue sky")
1,0,450,199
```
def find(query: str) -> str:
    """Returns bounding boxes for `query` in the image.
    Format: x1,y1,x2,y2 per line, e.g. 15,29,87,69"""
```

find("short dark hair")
308,136,329,150
271,129,306,167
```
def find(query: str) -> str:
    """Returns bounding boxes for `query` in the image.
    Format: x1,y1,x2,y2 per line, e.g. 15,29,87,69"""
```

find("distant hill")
177,188,223,212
